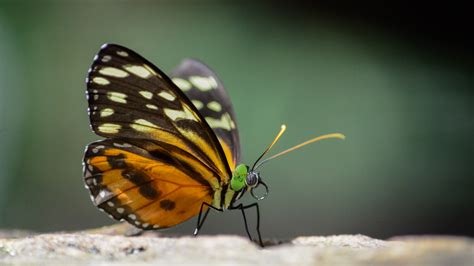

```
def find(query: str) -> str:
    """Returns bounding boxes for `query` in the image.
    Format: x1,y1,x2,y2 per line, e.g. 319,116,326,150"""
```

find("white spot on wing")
117,208,124,214
158,91,176,101
101,55,112,62
107,92,127,103
139,91,153,99
128,214,137,220
146,104,158,110
98,123,121,134
191,100,204,110
99,67,129,78
124,65,152,78
117,50,128,57
207,101,222,112
92,77,110,85
92,145,105,153
189,76,217,91
172,78,192,91
100,108,114,117
205,113,235,131
113,142,132,148
131,119,158,132
164,106,197,122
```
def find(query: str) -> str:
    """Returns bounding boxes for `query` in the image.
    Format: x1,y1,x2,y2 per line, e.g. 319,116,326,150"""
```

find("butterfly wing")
86,44,231,183
170,59,240,170
84,44,232,228
84,139,213,229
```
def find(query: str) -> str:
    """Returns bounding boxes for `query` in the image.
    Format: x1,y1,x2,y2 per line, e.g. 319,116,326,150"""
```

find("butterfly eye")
245,171,260,187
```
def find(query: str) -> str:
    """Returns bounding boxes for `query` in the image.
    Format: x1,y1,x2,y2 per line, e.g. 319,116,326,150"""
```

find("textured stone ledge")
0,228,472,265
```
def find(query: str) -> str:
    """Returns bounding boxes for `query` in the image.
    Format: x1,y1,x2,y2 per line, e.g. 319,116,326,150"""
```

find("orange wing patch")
84,140,214,229
132,186,211,227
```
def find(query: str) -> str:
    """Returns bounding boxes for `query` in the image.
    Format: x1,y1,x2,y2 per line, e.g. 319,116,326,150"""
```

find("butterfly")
83,44,345,247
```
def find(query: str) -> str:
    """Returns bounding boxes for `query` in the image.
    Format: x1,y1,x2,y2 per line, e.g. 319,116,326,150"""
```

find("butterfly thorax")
211,164,250,210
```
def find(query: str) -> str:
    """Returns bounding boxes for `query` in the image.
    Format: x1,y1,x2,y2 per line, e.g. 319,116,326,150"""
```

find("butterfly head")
230,164,269,201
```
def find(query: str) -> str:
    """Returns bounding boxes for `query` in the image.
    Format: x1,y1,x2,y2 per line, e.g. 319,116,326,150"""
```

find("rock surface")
0,226,472,265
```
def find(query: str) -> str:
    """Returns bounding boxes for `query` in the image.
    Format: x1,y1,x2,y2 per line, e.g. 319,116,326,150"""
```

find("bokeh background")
0,1,472,239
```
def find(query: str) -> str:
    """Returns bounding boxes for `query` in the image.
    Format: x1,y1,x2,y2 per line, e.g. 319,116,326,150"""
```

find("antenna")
251,125,287,170
254,132,345,170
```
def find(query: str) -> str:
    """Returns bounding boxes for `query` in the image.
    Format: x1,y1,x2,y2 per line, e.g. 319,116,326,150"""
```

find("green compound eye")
230,164,248,191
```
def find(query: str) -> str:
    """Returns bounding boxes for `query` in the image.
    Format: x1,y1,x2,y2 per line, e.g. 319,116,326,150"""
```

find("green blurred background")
0,1,472,239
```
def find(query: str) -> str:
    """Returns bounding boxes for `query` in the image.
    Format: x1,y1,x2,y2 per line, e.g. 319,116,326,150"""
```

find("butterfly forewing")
84,138,213,229
84,44,236,228
86,44,231,182
170,59,240,169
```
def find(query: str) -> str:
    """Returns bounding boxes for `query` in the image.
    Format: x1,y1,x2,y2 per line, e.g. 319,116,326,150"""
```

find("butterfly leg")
231,204,253,241
194,202,222,237
230,203,264,247
194,203,210,236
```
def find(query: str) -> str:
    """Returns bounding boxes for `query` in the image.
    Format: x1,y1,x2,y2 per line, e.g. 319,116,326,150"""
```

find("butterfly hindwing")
86,44,231,182
170,59,240,169
84,138,214,229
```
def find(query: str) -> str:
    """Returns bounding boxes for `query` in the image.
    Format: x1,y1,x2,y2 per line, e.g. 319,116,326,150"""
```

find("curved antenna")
251,125,287,171
250,181,269,200
254,133,346,170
